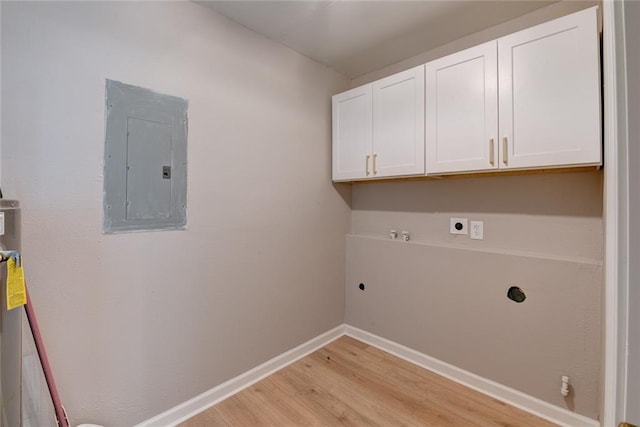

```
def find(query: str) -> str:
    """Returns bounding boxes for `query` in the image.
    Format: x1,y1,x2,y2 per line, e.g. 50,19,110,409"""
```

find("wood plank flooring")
179,336,558,426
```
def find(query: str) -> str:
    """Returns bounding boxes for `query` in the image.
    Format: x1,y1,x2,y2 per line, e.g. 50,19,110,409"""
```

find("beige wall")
346,1,605,420
352,172,603,261
0,2,350,426
623,1,640,423
347,171,603,419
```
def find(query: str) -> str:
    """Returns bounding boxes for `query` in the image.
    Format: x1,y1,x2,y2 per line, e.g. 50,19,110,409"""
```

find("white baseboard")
137,324,600,427
344,325,600,427
134,325,346,427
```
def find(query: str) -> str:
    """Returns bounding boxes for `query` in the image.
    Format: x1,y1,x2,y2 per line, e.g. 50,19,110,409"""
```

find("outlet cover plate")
470,221,484,240
450,218,468,235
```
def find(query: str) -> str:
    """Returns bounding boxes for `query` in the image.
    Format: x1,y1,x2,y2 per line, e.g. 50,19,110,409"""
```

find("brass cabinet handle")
373,153,378,175
503,136,508,165
489,138,495,166
365,155,371,176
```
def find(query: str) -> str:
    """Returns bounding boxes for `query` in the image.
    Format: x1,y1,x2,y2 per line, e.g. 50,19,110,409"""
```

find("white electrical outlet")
470,221,484,240
450,218,468,235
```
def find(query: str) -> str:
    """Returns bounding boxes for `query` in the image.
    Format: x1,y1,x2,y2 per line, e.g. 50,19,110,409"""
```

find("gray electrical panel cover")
103,80,188,233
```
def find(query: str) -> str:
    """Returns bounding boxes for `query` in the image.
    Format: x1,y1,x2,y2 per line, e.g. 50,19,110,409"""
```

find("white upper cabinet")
331,6,600,181
425,41,498,174
498,7,601,170
372,65,425,178
332,65,425,181
332,85,373,181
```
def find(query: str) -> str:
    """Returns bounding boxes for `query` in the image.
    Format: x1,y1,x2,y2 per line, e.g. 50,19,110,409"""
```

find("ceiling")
197,0,556,78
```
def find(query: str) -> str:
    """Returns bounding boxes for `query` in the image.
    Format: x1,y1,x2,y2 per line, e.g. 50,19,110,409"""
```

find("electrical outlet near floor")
470,221,484,240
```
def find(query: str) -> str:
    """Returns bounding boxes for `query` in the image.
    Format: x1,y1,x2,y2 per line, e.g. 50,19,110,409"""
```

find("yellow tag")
6,258,26,310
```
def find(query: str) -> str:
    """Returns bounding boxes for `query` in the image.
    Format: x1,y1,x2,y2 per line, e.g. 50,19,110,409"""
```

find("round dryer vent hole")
507,286,526,303
359,283,365,291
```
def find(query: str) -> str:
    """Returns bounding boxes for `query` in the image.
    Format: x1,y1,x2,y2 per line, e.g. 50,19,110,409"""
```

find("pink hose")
24,284,70,427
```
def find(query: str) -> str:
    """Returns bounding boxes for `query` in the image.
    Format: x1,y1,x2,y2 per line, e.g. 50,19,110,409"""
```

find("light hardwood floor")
180,336,558,426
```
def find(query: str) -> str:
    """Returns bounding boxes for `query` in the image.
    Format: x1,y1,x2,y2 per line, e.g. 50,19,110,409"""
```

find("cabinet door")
372,65,425,178
498,7,600,170
425,41,498,174
332,85,373,181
